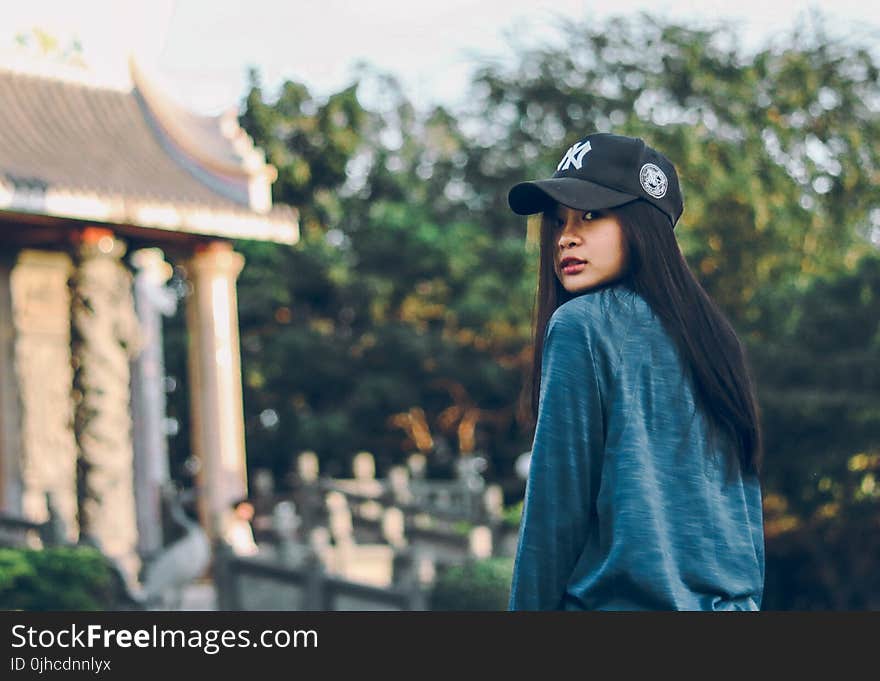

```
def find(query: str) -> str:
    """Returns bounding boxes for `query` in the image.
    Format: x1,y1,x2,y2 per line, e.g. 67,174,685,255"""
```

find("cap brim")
508,177,638,215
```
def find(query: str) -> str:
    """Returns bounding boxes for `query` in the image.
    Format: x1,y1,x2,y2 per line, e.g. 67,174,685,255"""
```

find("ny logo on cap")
557,140,592,171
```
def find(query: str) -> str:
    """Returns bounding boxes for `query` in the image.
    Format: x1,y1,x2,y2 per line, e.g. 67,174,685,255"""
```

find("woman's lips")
561,261,586,275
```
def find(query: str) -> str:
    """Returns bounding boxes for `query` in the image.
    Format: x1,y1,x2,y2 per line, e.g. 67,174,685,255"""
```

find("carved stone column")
8,250,78,537
184,241,247,539
71,228,143,584
0,251,23,515
130,248,177,560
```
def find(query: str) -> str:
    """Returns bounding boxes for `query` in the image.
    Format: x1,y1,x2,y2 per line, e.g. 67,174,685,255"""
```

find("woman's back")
509,284,765,610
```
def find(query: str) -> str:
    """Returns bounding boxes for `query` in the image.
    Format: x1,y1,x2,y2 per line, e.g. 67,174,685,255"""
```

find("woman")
507,132,765,610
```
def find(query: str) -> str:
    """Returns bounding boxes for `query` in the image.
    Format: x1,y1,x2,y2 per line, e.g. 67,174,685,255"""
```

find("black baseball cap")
508,132,684,228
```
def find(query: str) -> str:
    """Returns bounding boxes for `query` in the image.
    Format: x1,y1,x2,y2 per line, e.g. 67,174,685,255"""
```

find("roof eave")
0,183,299,246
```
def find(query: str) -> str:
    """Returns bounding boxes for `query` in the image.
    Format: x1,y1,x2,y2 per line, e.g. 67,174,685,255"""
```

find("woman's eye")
583,211,596,221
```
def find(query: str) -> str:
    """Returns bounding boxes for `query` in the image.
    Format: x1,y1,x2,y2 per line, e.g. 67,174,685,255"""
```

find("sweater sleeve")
508,302,608,610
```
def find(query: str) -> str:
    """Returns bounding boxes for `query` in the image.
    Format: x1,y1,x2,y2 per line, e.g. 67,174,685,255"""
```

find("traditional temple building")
0,55,299,585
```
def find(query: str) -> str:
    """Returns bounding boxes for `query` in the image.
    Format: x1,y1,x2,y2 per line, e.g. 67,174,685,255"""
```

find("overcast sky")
2,1,878,115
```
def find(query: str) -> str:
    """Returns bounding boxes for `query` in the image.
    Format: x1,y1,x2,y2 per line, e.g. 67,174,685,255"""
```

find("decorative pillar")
0,251,23,514
71,228,143,584
9,250,78,537
130,248,177,560
184,241,247,540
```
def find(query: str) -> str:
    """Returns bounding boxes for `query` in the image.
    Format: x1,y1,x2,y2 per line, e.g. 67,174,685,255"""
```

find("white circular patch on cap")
639,163,668,198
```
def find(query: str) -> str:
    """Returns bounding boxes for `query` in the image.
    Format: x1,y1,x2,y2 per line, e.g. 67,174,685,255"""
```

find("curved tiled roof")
130,59,265,178
0,59,297,244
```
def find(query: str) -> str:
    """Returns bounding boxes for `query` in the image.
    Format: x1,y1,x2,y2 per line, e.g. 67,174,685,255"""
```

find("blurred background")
0,0,878,611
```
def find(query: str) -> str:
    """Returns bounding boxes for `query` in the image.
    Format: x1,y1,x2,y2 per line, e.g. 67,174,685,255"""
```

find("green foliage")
752,254,880,521
502,501,523,528
239,69,366,229
764,496,880,610
0,546,123,611
429,557,514,611
229,71,535,479
451,520,473,536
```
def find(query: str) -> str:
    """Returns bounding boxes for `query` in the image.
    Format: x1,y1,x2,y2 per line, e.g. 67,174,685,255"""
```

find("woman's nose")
558,229,579,248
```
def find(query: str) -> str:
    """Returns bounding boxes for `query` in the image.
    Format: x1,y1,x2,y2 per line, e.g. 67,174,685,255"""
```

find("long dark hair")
523,199,763,480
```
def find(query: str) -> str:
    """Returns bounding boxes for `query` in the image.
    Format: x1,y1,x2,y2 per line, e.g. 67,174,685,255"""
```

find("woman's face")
550,203,628,294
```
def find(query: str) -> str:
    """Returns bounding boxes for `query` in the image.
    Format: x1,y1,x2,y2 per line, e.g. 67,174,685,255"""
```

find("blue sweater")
508,284,765,611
